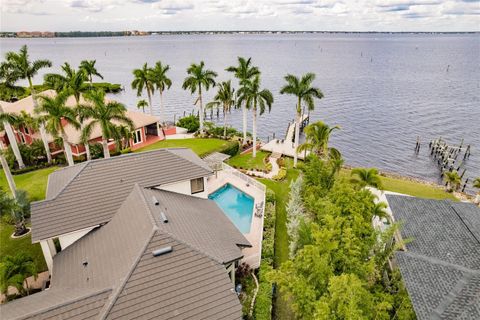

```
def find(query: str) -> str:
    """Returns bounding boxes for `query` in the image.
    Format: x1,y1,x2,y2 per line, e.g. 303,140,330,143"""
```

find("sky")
1,0,479,32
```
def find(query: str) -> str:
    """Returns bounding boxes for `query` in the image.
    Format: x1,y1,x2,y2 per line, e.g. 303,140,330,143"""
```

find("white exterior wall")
40,239,56,272
58,227,95,250
156,177,208,199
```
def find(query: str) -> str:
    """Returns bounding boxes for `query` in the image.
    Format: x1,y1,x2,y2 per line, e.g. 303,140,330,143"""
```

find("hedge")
218,141,240,157
254,263,274,320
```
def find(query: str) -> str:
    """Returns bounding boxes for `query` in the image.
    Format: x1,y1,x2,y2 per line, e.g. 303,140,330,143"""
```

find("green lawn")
340,168,457,200
134,138,235,157
0,222,48,272
0,166,58,201
227,151,270,171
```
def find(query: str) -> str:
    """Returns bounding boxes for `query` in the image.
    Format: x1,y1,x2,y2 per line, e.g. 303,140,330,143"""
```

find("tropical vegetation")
131,63,155,115
0,253,38,297
206,80,235,139
350,167,384,190
443,170,461,192
149,61,172,123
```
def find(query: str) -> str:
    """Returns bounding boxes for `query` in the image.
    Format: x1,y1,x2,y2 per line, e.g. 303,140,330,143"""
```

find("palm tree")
4,45,53,163
237,75,273,158
298,121,340,159
351,168,383,190
373,202,389,220
0,253,38,296
113,124,133,150
226,57,260,144
473,177,480,204
131,63,155,115
444,170,461,192
280,73,324,167
0,143,16,195
137,99,148,113
80,90,134,159
79,60,103,85
206,80,235,139
0,106,24,169
149,61,172,124
36,93,80,166
182,61,217,133
44,62,93,160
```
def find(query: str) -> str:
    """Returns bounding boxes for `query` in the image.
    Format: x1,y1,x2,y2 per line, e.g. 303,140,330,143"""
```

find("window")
20,133,26,144
133,129,142,145
24,127,30,135
190,178,204,194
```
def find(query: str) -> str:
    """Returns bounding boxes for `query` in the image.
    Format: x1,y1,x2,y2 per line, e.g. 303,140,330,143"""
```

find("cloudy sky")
1,0,479,32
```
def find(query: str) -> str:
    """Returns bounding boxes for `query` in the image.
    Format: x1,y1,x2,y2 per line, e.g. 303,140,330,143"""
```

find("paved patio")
207,164,266,269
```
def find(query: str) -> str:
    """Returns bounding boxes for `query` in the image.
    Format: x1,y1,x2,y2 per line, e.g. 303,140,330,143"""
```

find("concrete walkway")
246,156,280,179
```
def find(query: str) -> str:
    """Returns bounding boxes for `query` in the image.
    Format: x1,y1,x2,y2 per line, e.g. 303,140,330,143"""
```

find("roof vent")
152,196,159,206
82,261,88,267
160,211,168,223
152,246,172,257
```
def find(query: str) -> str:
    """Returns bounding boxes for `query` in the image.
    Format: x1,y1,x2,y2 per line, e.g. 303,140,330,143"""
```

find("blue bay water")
1,33,479,190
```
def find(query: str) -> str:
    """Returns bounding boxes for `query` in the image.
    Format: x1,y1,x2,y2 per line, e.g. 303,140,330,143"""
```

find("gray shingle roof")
31,148,213,242
386,195,480,320
1,184,244,320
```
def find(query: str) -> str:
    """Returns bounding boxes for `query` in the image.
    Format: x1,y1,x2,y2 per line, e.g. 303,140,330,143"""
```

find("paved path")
247,156,280,179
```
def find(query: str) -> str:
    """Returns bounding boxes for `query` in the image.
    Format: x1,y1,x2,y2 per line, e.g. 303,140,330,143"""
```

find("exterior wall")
40,239,57,272
155,177,209,199
58,227,95,250
130,127,146,148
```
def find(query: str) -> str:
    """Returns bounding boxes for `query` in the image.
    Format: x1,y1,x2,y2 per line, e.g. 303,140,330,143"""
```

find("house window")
190,178,204,194
24,127,30,135
133,129,142,145
20,133,26,144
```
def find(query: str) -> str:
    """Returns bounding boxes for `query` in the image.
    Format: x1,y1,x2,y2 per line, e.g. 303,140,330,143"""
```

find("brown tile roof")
31,148,213,242
1,183,244,320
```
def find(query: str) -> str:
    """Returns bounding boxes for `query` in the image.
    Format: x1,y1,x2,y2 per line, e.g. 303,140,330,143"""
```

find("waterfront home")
386,195,480,320
0,90,163,157
0,149,252,319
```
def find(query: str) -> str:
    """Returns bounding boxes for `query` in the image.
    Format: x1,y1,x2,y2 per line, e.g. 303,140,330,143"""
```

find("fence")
221,163,267,192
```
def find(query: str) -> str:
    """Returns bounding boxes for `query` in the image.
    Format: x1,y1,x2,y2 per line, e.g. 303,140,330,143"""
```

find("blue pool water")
209,184,254,234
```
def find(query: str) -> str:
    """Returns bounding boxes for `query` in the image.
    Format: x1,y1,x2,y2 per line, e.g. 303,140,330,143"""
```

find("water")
208,183,254,234
1,34,479,191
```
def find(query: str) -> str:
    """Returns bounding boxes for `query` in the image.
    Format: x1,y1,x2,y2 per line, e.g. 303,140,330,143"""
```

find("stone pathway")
246,156,280,179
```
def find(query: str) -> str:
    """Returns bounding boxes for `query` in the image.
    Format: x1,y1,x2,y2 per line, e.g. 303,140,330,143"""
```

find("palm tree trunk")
28,78,52,163
3,121,25,169
102,138,110,159
242,103,247,145
159,90,165,125
293,108,301,168
61,132,75,166
223,105,227,139
84,140,91,161
0,142,17,196
147,89,153,116
252,103,257,158
198,88,204,133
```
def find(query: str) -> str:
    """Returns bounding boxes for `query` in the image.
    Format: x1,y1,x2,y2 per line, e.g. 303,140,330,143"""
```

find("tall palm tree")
4,45,53,163
473,177,480,204
182,61,217,133
0,143,16,195
79,59,103,85
444,170,461,192
237,75,273,158
0,252,38,296
226,57,260,144
149,61,172,124
298,121,340,159
206,80,235,139
350,168,383,190
44,62,93,160
36,93,80,166
0,106,24,169
112,124,133,150
80,90,134,159
137,99,148,113
280,73,324,167
131,63,155,115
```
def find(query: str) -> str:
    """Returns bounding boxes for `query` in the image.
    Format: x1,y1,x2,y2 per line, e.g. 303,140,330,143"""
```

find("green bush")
4,140,47,169
273,168,287,181
265,189,276,204
204,123,243,139
176,115,200,133
254,263,273,320
218,141,240,157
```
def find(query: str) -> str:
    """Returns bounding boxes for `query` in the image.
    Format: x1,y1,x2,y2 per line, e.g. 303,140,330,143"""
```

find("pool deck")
207,166,266,269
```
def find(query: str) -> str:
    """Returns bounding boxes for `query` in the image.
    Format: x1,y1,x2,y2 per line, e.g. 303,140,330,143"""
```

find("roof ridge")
449,201,480,246
399,251,479,274
165,148,213,173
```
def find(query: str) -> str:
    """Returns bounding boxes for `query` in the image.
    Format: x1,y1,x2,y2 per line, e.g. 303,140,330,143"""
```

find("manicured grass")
340,168,457,200
0,221,48,272
134,138,236,157
0,166,58,201
227,151,270,171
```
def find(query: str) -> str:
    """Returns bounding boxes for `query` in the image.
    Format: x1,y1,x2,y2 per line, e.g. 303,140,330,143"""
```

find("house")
0,90,164,157
0,148,250,319
386,195,480,320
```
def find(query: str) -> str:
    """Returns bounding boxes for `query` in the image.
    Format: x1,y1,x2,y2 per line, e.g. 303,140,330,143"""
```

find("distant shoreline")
1,30,479,38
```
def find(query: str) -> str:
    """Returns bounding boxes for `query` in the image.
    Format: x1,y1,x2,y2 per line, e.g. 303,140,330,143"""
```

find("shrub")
5,140,47,169
265,189,276,204
254,263,273,320
176,115,199,133
219,141,240,157
273,168,287,181
89,143,104,159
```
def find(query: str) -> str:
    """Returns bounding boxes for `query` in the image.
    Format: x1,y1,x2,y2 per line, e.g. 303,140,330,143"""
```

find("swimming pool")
208,183,254,234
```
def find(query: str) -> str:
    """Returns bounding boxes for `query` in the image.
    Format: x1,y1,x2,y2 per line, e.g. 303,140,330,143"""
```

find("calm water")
1,34,479,190
209,183,254,234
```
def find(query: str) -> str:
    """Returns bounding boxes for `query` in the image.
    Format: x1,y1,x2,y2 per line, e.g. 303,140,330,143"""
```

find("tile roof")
386,195,480,320
31,148,213,242
1,183,244,319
